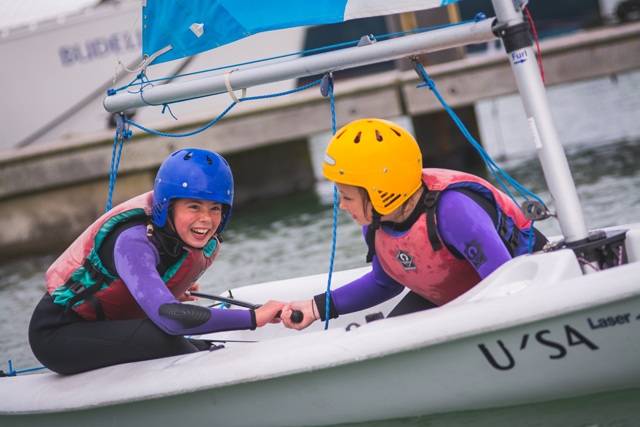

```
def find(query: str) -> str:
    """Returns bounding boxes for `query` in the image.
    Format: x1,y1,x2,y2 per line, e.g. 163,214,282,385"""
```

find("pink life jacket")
46,191,219,321
375,169,531,306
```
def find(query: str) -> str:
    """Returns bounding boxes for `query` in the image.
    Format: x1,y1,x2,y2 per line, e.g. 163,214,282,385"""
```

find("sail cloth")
142,0,462,65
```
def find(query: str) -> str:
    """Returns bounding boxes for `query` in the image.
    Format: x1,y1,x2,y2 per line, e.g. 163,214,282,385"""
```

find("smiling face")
171,198,223,248
335,182,373,226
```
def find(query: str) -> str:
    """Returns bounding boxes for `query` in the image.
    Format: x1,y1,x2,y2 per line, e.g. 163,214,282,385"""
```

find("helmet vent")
184,152,193,160
375,130,383,141
378,190,400,207
206,156,213,165
390,127,401,137
152,202,166,220
384,194,401,207
336,129,347,139
354,132,361,143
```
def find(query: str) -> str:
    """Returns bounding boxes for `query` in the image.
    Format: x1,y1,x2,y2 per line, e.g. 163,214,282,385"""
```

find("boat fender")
159,303,212,329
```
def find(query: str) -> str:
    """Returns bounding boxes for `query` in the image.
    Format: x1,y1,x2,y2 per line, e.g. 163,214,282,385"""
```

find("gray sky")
0,0,101,31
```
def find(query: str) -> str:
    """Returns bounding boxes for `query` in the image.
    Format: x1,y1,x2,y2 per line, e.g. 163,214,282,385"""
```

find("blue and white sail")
142,0,462,65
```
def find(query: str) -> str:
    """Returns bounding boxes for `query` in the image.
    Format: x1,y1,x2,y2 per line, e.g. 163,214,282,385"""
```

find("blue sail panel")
143,0,460,65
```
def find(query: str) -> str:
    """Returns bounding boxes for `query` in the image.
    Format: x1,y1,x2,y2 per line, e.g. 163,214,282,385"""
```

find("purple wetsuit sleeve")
330,227,405,315
113,225,254,335
331,257,405,315
436,190,512,279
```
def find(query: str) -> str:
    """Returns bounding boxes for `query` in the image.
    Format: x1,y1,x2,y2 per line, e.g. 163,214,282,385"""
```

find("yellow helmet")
323,119,423,215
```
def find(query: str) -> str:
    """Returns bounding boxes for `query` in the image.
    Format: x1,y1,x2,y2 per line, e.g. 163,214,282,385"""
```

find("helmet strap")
365,209,382,263
147,215,184,257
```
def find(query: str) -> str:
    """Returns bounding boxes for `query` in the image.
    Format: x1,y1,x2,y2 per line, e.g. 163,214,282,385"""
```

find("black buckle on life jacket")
424,191,442,252
67,281,86,294
63,260,111,321
498,211,509,237
498,210,519,257
365,212,382,263
85,260,106,283
424,191,440,209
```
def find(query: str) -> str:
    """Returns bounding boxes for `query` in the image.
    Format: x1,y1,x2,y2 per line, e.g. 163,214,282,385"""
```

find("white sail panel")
344,0,457,20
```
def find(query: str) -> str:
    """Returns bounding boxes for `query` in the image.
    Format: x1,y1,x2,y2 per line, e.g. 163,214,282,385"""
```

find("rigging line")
3,360,46,376
126,102,236,138
325,81,338,331
106,129,129,212
113,8,143,82
123,79,322,138
413,61,545,208
525,7,545,86
414,61,540,254
528,221,535,254
112,41,358,93
110,19,478,94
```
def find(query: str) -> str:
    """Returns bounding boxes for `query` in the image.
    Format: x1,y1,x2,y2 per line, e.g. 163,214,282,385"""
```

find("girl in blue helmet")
29,149,285,375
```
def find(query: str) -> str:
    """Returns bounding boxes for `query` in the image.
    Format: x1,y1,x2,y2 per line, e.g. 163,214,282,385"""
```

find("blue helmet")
153,148,234,233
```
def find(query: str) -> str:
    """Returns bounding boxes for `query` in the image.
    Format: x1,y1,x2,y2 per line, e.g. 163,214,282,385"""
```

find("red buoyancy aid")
375,169,531,306
46,191,219,321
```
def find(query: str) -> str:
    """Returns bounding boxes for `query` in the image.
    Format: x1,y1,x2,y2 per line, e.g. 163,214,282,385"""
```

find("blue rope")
124,79,322,138
413,61,544,254
5,360,46,376
109,19,479,96
125,73,178,119
528,221,535,253
106,80,323,211
126,102,236,138
106,131,127,212
325,83,338,330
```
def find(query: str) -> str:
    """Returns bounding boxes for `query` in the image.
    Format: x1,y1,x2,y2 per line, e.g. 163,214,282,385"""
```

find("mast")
491,0,594,272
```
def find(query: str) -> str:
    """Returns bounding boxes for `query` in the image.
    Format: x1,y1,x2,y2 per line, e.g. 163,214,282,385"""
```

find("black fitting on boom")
492,19,533,54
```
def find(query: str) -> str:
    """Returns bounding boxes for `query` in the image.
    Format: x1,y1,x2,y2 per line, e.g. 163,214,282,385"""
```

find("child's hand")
178,283,200,302
254,300,286,327
281,300,317,331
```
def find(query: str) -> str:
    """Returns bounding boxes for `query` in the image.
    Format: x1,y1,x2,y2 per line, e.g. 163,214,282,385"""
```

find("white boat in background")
1,0,639,425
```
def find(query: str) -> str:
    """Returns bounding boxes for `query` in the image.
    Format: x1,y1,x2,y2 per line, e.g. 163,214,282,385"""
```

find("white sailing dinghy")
1,0,639,426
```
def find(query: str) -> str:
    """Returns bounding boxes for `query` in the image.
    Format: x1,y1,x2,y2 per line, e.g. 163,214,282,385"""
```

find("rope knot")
417,79,435,91
107,88,117,96
161,104,178,120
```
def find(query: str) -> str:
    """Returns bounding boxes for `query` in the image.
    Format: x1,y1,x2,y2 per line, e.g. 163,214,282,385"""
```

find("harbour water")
1,70,639,425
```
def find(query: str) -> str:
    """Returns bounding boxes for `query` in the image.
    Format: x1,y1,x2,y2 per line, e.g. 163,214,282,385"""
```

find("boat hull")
2,231,640,426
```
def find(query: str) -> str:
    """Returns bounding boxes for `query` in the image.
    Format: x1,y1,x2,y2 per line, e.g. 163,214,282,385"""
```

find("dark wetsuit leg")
387,291,438,318
28,292,200,375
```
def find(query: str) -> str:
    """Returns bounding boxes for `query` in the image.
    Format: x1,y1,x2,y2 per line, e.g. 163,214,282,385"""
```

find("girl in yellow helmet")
281,119,547,328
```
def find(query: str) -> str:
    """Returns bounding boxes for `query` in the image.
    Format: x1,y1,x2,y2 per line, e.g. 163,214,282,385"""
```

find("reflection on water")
0,255,55,374
1,138,639,423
